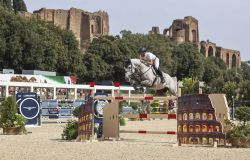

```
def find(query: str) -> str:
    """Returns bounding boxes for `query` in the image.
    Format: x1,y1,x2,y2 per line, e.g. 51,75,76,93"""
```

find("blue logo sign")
19,98,40,119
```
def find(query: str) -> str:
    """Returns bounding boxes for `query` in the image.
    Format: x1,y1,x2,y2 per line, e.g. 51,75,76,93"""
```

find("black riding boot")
155,67,165,83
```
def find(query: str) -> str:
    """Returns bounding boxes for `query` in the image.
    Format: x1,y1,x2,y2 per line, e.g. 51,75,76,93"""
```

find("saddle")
140,60,158,76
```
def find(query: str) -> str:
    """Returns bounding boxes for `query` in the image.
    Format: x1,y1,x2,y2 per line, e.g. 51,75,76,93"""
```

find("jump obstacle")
101,95,178,140
78,82,178,142
79,83,230,146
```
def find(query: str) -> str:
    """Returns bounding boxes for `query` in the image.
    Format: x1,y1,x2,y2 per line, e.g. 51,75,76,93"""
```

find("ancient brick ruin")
149,16,241,69
200,40,241,69
164,16,199,46
19,8,109,52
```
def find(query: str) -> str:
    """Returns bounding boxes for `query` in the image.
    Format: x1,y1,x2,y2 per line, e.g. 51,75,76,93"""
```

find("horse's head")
124,59,134,82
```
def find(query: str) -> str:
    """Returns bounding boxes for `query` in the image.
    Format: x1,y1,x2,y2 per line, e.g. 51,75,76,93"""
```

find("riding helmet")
138,47,147,53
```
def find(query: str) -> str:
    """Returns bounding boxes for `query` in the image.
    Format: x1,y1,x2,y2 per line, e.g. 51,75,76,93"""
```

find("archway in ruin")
226,53,230,68
208,46,214,57
232,54,237,68
200,46,206,57
192,30,197,43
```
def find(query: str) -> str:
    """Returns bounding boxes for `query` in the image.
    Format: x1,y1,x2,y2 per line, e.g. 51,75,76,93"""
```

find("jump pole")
94,95,177,101
121,113,176,119
120,130,176,135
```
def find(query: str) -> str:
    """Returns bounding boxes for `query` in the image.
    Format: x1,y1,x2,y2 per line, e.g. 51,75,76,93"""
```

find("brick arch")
91,24,94,33
192,29,197,43
208,46,214,57
226,53,230,68
232,54,237,68
200,45,206,57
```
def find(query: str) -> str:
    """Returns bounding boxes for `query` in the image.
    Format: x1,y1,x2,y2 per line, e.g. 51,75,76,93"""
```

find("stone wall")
20,8,109,53
165,16,199,46
149,27,160,35
200,40,241,69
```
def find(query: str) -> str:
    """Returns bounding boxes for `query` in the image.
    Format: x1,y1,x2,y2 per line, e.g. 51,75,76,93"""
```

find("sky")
24,0,250,61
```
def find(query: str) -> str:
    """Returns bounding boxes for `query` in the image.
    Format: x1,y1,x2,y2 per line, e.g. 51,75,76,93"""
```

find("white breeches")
154,58,159,69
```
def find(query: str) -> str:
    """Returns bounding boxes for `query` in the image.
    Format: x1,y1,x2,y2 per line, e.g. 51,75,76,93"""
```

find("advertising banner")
16,92,40,125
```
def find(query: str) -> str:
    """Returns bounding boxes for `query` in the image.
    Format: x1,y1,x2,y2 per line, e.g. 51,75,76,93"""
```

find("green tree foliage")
0,0,12,9
172,43,204,80
241,61,250,80
224,68,242,83
235,107,250,126
202,57,225,84
222,81,238,106
203,77,225,94
238,80,250,103
13,0,27,13
0,7,84,78
181,77,199,95
0,0,27,12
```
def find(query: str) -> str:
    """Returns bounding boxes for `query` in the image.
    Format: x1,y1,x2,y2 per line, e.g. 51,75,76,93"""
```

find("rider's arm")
139,55,143,61
148,60,154,65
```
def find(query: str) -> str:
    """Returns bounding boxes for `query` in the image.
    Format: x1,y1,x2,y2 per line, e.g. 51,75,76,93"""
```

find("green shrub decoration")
120,118,126,126
73,106,80,117
0,96,27,130
225,107,250,147
62,119,78,140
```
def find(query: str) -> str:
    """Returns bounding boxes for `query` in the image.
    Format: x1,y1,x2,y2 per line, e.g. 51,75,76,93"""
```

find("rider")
138,47,165,83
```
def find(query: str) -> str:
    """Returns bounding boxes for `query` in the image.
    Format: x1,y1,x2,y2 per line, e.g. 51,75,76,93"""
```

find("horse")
124,58,177,96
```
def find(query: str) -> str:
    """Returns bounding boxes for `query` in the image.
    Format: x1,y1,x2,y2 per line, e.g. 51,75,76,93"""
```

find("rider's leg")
153,65,165,83
157,68,165,83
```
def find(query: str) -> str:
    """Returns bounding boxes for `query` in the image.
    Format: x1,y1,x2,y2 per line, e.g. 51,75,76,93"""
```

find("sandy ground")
0,119,250,160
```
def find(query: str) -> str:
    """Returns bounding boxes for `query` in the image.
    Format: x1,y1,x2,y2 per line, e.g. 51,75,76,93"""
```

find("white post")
53,87,57,99
31,86,34,92
177,81,183,97
232,96,235,120
6,85,9,97
74,88,77,99
128,90,131,105
199,81,205,94
111,89,114,97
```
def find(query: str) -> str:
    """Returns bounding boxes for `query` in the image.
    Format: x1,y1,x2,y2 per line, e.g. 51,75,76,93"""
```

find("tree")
222,81,238,106
202,57,225,84
0,7,83,78
241,61,250,80
13,0,27,13
235,107,250,126
0,0,12,9
238,80,250,105
172,43,205,80
181,77,199,95
203,77,225,94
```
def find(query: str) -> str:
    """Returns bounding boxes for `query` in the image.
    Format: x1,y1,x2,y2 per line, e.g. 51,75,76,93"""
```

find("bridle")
127,60,152,83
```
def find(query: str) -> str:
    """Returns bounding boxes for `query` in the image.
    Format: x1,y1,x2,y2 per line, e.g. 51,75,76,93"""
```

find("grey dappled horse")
124,59,177,96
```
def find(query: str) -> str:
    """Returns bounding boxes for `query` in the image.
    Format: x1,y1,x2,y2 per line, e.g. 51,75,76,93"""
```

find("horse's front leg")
140,80,153,87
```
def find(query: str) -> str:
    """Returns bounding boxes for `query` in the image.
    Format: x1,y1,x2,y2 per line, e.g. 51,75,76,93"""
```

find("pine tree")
13,0,27,13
